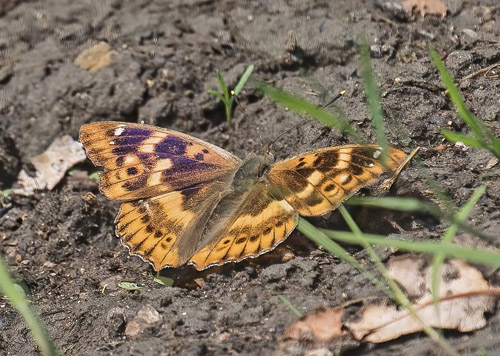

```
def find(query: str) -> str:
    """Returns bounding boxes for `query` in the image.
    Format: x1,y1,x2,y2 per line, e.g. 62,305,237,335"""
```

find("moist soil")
1,1,500,355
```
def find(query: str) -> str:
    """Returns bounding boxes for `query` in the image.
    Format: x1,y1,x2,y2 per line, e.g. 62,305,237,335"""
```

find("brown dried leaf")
348,256,498,342
280,256,500,351
284,307,346,343
402,0,447,18
13,135,86,196
74,41,118,73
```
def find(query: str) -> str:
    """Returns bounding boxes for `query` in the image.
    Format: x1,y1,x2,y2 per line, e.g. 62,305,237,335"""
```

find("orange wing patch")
116,181,228,270
190,185,299,270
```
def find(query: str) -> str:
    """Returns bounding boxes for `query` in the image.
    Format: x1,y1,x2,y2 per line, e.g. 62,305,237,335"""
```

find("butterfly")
79,122,405,271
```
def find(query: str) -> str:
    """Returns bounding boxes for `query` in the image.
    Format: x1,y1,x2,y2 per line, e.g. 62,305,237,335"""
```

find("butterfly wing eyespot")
266,145,406,217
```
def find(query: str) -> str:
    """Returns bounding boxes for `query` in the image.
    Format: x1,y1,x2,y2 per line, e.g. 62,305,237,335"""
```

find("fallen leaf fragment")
125,304,162,338
74,41,118,73
281,256,500,352
402,0,447,18
13,135,86,196
349,256,498,342
284,307,346,343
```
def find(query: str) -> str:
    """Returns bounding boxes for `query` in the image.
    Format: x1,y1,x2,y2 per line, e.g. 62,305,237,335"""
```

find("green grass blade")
0,255,60,356
485,131,500,157
256,82,362,140
431,184,487,311
208,90,228,104
430,48,484,141
320,229,500,269
359,39,388,157
346,196,442,216
297,218,392,296
278,295,303,317
216,70,230,99
233,64,254,96
441,130,483,148
346,195,493,242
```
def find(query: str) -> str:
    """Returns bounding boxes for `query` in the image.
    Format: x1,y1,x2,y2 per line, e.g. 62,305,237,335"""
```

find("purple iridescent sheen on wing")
112,127,152,155
155,136,189,156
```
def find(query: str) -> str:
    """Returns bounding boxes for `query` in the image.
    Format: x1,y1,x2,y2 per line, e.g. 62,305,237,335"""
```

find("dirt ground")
1,0,500,355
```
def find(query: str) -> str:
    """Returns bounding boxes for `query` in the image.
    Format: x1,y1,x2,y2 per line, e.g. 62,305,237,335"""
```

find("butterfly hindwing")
79,122,241,201
267,145,406,216
116,181,230,270
189,184,299,270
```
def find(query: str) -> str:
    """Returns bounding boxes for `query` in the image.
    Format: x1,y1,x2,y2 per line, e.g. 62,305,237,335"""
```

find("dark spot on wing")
235,237,247,244
141,215,150,223
137,205,146,214
249,235,259,242
351,154,374,167
305,193,324,207
223,239,231,245
351,164,364,176
161,157,216,185
282,171,309,192
181,185,202,201
122,175,148,191
324,184,335,192
166,236,173,242
155,135,188,156
296,161,306,169
154,231,162,238
276,221,284,228
296,168,315,177
194,153,204,161
127,167,138,176
116,156,124,167
202,149,209,154
146,225,154,233
313,153,339,173
352,147,378,158
263,227,272,235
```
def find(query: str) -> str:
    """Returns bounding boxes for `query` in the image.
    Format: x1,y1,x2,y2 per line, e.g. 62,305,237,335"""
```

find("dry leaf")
74,42,118,73
284,307,346,343
13,135,86,196
402,0,447,18
281,255,500,351
348,256,497,342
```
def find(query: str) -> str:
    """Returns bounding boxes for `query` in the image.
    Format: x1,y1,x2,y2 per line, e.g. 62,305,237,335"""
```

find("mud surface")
1,1,500,355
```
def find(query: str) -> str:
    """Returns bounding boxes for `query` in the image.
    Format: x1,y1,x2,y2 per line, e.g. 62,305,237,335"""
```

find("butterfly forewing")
267,145,405,216
79,122,241,201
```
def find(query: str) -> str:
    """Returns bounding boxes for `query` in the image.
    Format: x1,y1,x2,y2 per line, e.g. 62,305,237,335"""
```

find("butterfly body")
80,122,405,271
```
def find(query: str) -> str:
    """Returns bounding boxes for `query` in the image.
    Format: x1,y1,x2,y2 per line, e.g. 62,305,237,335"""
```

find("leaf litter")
281,254,500,351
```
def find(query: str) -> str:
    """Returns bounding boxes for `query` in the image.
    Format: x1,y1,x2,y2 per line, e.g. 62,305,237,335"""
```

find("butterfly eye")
266,147,277,162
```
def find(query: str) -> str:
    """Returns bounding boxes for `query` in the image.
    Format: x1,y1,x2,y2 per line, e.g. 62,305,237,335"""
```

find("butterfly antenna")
258,90,346,152
321,90,346,109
